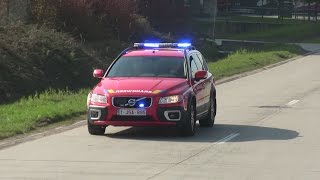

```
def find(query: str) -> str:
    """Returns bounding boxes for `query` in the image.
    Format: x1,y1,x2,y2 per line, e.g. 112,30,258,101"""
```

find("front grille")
111,115,153,121
113,97,152,108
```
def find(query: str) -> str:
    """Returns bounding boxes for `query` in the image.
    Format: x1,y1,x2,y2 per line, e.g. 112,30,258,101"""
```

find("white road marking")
73,120,86,125
28,133,43,138
146,133,240,180
286,100,300,106
0,142,8,146
217,133,240,144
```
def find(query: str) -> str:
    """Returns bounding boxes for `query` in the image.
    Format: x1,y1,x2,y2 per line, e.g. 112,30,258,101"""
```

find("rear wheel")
199,97,216,127
87,120,106,135
180,100,196,136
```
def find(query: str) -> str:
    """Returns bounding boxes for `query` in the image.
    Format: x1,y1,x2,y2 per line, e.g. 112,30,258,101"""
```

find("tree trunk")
308,1,311,21
303,1,306,20
316,2,318,21
208,0,217,39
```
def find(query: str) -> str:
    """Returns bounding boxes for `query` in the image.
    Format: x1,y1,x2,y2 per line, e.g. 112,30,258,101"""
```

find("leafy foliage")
0,24,103,102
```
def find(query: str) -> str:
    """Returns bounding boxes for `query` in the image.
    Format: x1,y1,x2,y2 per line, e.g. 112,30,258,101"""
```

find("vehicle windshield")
107,56,187,78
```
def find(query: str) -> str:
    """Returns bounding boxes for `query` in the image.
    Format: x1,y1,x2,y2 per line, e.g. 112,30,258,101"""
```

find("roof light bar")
134,43,192,48
177,43,191,47
143,43,160,48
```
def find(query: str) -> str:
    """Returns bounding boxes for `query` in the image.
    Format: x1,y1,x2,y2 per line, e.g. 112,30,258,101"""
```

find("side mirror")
194,70,207,81
93,69,104,78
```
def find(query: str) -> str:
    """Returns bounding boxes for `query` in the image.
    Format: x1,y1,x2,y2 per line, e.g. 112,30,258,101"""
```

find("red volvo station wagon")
87,43,217,136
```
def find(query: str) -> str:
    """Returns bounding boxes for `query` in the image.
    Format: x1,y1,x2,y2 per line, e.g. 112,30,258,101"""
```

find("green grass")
208,44,304,79
0,89,89,139
226,23,320,43
195,16,320,43
224,16,307,24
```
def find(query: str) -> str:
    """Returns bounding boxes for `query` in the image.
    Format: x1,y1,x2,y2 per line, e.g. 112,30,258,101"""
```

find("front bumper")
87,104,187,127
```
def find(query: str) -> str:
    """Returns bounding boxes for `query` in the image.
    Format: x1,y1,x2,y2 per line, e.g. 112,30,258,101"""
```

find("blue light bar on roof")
134,43,192,48
143,43,160,48
177,43,191,47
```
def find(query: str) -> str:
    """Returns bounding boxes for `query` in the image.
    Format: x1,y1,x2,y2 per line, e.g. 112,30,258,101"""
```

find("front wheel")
87,120,106,135
199,98,216,127
180,101,196,136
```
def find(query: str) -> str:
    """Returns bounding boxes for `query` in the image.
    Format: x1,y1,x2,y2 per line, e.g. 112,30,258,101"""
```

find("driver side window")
190,55,199,79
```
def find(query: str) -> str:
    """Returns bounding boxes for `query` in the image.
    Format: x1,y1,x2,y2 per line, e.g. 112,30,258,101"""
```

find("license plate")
117,109,146,116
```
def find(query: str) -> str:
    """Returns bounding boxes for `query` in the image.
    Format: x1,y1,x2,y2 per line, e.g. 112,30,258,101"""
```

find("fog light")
168,112,179,119
164,110,181,121
90,109,101,120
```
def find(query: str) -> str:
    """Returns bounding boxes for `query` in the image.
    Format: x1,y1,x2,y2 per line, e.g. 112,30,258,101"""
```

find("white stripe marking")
217,133,240,144
0,142,8,146
73,120,86,125
28,133,43,138
287,100,300,106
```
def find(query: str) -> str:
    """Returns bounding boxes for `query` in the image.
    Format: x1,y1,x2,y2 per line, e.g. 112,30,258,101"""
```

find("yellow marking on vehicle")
152,90,162,94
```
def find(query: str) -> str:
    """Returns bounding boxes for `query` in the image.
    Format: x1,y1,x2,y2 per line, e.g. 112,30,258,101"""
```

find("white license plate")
117,109,146,116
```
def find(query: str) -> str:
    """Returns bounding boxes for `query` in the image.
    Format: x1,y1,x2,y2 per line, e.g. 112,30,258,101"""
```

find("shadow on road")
105,123,299,143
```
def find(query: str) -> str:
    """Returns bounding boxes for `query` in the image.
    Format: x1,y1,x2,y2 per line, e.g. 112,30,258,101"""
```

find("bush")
0,24,103,102
30,0,145,41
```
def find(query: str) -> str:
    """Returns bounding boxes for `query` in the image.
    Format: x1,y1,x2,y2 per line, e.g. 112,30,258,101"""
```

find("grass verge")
0,89,88,139
208,44,305,79
223,16,307,24
227,23,320,43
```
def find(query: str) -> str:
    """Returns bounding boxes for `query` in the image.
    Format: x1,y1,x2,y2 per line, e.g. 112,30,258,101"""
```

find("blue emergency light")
177,43,192,47
143,43,160,48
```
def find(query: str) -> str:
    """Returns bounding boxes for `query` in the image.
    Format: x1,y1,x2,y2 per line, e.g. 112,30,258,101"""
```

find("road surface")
1,52,320,180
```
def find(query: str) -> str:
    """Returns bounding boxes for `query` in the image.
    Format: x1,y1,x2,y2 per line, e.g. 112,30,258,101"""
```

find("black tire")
180,100,196,136
199,97,216,127
87,120,106,135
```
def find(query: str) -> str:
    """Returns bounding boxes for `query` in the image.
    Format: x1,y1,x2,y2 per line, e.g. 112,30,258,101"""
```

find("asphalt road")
1,52,320,180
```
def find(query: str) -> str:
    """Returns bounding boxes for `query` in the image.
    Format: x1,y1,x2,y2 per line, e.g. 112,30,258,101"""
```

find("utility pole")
208,0,217,39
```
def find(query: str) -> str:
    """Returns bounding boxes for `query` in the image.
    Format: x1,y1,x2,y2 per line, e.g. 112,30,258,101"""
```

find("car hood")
93,77,189,96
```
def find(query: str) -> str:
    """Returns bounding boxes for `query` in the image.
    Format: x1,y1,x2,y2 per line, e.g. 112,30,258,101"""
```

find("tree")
305,0,320,21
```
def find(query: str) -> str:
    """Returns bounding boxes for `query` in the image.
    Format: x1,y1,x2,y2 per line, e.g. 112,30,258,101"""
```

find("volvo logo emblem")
127,99,136,106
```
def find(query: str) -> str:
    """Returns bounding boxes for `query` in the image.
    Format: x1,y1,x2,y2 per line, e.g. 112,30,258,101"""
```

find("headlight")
159,95,183,104
90,94,107,104
87,93,91,107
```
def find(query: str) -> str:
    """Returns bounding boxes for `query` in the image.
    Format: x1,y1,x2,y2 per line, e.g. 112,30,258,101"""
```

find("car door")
189,53,207,116
196,53,212,111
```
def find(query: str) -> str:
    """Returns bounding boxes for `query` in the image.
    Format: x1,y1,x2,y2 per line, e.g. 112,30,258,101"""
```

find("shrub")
0,23,103,102
30,0,141,41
